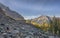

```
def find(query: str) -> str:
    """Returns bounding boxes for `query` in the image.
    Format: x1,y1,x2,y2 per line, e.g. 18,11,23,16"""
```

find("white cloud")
24,15,40,20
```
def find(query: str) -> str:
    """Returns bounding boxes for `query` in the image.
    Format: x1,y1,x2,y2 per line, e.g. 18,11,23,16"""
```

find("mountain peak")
31,15,51,24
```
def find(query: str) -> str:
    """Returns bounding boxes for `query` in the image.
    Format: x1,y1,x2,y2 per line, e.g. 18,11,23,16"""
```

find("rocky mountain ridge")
0,3,24,21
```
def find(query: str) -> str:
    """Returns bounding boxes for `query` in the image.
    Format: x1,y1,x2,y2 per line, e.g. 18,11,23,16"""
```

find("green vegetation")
49,16,60,35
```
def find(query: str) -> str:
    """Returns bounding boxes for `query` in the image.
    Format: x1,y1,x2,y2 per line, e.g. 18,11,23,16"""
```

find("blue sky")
0,0,60,19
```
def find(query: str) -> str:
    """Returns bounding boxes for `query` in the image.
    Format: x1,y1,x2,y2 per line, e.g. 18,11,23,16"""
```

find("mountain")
31,15,52,32
31,15,52,24
0,3,48,38
0,3,24,21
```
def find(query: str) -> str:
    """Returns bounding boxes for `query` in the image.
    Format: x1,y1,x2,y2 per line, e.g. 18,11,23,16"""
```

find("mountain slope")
0,3,24,21
31,15,52,32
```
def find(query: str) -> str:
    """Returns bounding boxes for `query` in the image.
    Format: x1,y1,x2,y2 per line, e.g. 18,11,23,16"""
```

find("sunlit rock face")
31,15,52,27
31,15,51,24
